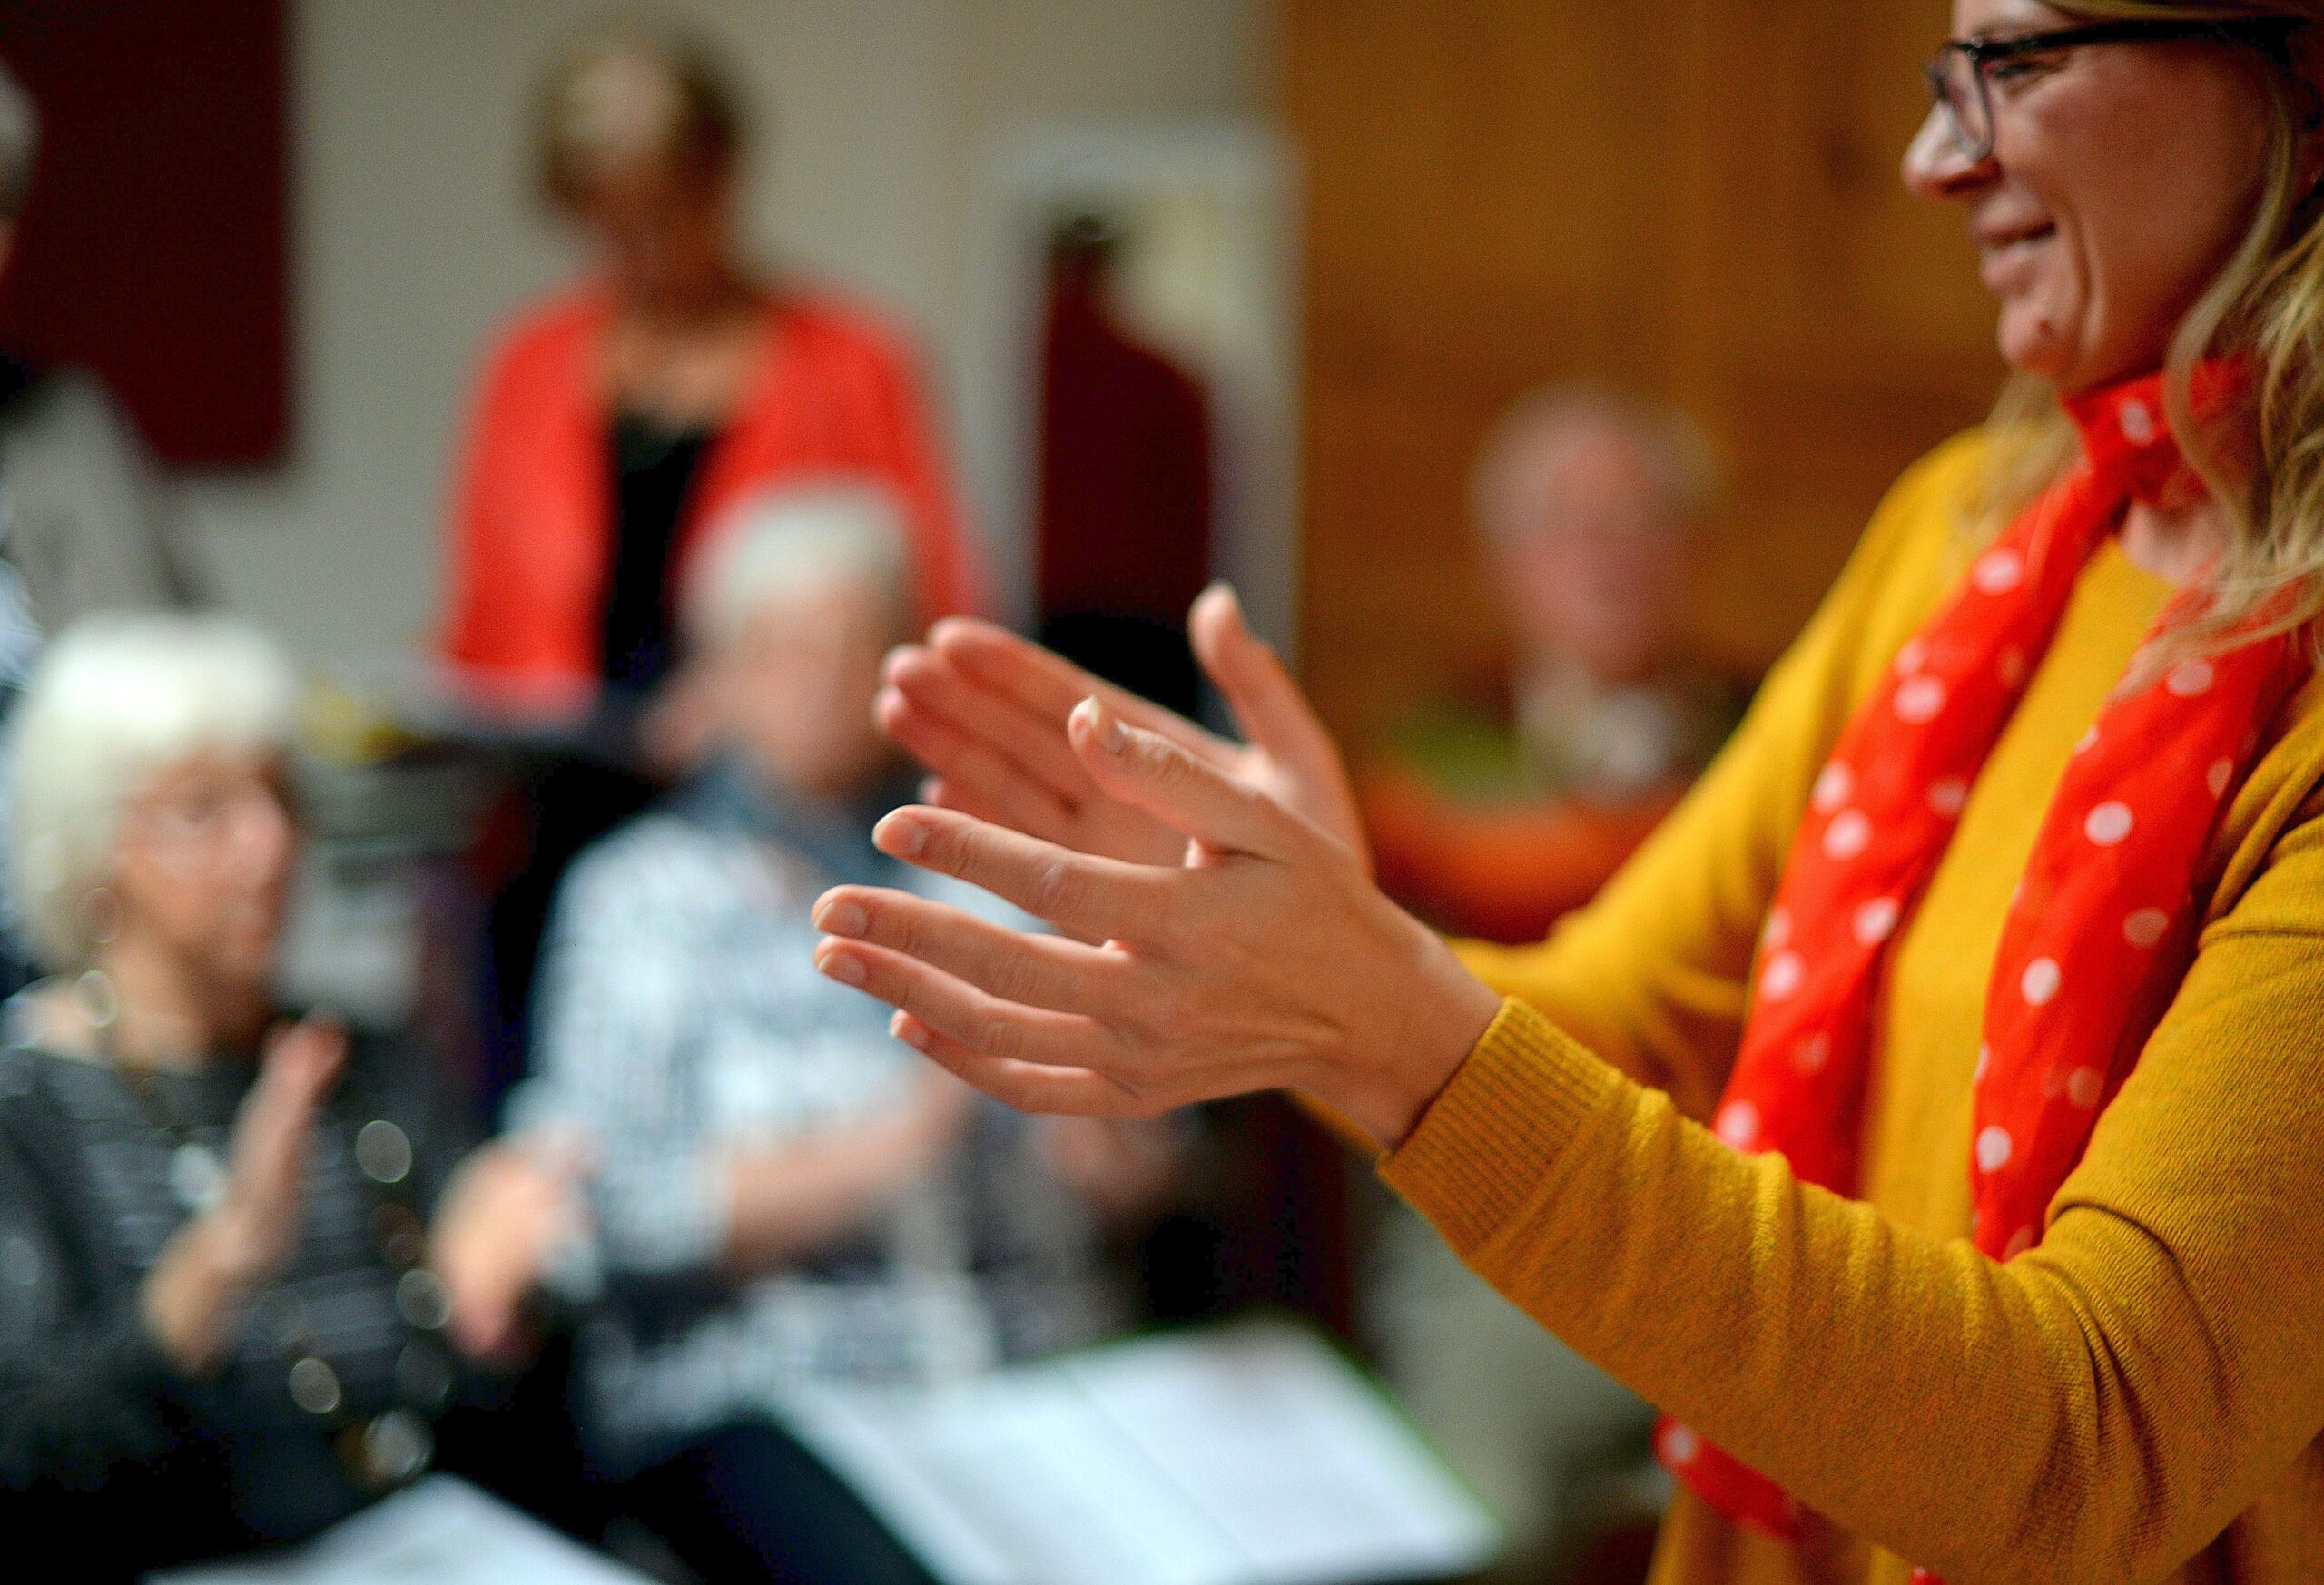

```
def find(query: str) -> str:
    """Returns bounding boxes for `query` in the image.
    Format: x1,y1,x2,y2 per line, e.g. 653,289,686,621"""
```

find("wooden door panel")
1288,0,2004,742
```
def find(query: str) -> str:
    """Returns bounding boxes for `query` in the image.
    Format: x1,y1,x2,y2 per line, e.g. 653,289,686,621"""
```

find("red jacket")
440,285,984,709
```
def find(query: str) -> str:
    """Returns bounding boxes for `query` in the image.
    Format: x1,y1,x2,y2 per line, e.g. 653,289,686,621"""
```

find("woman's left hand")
812,697,1502,1147
430,1131,592,1363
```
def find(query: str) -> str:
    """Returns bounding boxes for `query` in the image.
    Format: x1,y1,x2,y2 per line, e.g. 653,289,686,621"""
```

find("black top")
599,412,717,694
0,1025,492,1570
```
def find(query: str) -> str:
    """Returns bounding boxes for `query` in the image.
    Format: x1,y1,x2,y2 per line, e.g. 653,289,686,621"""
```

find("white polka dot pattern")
2083,802,2133,846
1972,547,2024,594
1811,763,1853,813
1662,365,2303,1557
2166,660,2214,697
1894,676,1947,723
1852,897,1900,944
1822,810,1871,860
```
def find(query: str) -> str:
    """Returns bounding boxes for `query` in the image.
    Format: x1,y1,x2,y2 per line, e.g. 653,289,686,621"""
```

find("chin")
1994,311,2076,386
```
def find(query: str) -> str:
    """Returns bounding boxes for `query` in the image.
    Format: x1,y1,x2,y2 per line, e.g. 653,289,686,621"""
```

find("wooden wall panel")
1285,0,2004,744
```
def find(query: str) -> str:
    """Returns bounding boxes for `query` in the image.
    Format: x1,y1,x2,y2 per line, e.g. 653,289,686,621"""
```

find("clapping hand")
876,586,1370,877
431,1129,593,1363
144,1019,346,1372
814,695,1500,1146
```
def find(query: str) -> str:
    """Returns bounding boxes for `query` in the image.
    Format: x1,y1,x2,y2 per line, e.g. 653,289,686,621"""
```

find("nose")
237,788,299,879
1900,103,1992,200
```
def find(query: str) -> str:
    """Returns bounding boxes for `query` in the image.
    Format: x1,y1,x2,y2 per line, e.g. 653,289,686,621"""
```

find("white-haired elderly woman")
521,482,1173,1585
0,615,586,1575
828,5,2324,1582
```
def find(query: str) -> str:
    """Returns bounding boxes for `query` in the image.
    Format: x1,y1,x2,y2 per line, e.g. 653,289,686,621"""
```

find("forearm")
1382,999,2316,1584
721,1127,922,1275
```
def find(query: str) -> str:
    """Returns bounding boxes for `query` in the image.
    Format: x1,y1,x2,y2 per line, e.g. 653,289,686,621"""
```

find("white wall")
185,0,1276,673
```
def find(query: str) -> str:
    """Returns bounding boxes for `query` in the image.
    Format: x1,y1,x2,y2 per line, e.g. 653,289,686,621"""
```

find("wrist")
143,1215,259,1373
1313,927,1502,1149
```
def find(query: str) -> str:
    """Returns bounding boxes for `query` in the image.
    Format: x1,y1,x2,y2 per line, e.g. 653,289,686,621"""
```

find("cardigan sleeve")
1382,788,2324,1584
1447,433,1983,1121
0,1098,196,1492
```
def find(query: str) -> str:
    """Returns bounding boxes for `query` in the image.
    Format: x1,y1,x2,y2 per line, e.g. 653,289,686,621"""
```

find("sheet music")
788,1318,1501,1585
149,1475,654,1585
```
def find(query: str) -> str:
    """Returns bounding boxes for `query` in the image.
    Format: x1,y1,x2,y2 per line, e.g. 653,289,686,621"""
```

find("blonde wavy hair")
1969,2,2324,665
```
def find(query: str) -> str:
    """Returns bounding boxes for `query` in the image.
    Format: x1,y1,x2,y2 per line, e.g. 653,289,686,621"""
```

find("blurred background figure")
0,61,202,650
440,22,982,726
1037,212,1214,717
0,615,588,1577
518,484,1174,1585
1361,385,1739,946
438,23,988,1107
1360,389,1738,1580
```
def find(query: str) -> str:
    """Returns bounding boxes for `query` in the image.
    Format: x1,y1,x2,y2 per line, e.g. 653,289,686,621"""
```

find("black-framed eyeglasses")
1924,16,2303,165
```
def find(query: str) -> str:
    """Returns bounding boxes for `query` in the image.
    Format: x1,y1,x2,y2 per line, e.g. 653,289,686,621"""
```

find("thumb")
1068,695,1289,859
1189,585,1335,767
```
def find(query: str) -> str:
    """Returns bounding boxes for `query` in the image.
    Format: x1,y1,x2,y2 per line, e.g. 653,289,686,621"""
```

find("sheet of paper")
149,1475,655,1585
788,1317,1501,1585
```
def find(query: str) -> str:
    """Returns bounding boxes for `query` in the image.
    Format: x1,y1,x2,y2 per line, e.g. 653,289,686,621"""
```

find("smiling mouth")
1978,222,2056,253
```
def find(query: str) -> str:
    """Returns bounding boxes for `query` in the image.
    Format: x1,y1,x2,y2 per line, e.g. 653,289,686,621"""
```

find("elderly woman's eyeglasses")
1924,17,2302,166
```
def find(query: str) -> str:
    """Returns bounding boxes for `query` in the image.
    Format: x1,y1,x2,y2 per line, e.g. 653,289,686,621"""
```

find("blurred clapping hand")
429,1127,595,1364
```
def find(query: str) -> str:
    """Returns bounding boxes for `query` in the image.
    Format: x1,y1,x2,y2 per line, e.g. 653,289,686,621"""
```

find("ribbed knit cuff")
1378,996,1625,1254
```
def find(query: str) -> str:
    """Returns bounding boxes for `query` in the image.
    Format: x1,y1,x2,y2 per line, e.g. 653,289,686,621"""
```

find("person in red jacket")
442,24,987,1114
440,25,983,726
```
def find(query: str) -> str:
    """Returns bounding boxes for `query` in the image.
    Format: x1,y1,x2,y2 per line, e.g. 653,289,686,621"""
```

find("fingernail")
878,813,927,857
818,901,867,937
1077,697,1126,753
819,950,866,987
891,1013,929,1051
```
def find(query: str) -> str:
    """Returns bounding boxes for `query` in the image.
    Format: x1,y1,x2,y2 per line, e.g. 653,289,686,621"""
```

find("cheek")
2018,63,2269,367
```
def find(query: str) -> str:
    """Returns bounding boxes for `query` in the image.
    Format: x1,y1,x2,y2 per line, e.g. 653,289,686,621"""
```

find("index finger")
260,1018,347,1106
931,619,1236,764
881,642,1093,808
874,804,1165,940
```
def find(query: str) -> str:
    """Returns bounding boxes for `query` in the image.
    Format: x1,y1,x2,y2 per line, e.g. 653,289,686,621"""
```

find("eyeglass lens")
1932,50,1991,162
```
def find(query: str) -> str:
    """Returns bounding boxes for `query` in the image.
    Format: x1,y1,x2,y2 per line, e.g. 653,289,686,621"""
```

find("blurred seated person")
439,24,982,733
0,616,587,1577
1361,385,1740,946
1362,388,1738,1575
519,484,1173,1585
438,25,988,1104
0,64,203,656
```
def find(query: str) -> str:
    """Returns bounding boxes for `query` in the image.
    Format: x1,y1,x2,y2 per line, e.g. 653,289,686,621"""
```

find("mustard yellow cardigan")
1380,431,2324,1585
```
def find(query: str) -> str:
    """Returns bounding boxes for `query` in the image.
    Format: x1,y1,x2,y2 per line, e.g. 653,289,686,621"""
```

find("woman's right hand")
878,586,1371,874
143,1020,345,1373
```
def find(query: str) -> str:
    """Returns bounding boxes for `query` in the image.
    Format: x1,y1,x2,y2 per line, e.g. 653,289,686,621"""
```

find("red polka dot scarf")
1658,363,2307,1573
